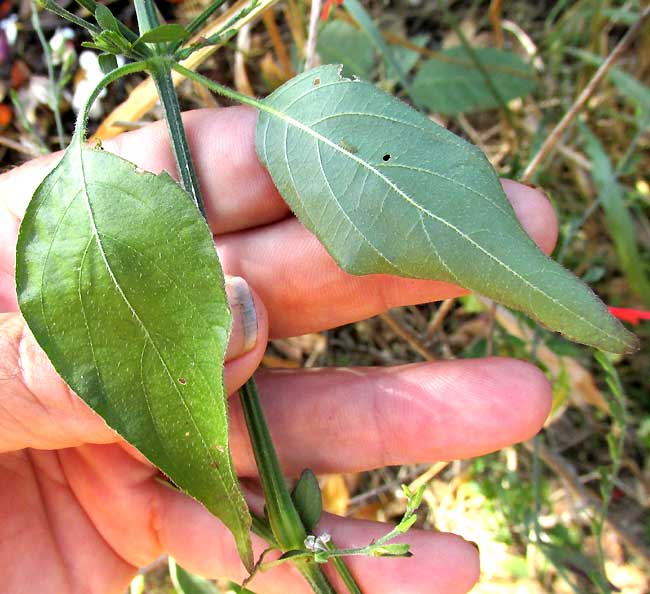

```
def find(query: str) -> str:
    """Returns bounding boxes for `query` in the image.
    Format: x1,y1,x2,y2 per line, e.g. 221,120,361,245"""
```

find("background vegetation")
1,0,648,592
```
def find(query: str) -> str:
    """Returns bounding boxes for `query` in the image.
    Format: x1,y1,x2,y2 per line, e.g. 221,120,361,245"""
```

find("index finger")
0,107,289,310
0,107,289,234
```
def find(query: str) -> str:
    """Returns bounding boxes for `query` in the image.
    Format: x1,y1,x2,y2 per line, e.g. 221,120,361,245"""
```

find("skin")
0,107,557,594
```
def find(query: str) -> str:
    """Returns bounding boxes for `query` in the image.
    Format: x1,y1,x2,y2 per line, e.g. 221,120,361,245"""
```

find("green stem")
150,63,207,218
239,380,340,594
239,379,307,550
172,63,270,110
328,554,363,594
298,563,338,594
159,59,340,594
39,0,102,36
76,60,151,138
170,0,229,51
134,0,161,35
32,0,66,150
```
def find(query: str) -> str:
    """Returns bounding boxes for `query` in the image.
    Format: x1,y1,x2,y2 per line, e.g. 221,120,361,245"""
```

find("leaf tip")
615,329,640,355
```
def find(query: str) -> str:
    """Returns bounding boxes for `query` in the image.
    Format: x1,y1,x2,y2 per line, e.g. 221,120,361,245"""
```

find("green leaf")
138,23,189,44
540,543,614,593
317,20,375,79
84,30,133,54
169,558,221,594
256,65,637,354
581,124,650,306
15,136,253,570
385,34,427,81
95,4,120,32
98,53,119,74
291,469,323,532
370,543,412,557
411,47,537,114
343,0,413,97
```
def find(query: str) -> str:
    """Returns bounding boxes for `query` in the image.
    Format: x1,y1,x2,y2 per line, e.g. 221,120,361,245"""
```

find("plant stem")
150,63,207,218
134,0,161,35
154,56,340,594
32,0,66,149
239,380,340,594
172,63,271,110
39,0,102,37
76,60,151,138
239,379,307,550
174,0,229,44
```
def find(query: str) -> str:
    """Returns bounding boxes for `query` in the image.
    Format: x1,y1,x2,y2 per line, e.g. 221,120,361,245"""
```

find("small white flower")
49,27,75,66
304,533,331,552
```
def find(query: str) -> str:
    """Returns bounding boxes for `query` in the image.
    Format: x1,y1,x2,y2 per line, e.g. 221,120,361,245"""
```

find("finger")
1,448,137,594
58,441,479,594
0,107,287,311
0,281,267,452
217,180,558,338
228,358,551,477
158,480,480,594
0,107,287,235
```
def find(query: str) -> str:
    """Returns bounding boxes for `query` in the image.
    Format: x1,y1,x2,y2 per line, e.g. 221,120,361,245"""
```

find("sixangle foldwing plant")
15,1,638,593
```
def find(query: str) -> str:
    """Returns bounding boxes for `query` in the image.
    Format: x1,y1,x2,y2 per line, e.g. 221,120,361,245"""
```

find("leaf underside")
256,65,637,354
15,137,253,569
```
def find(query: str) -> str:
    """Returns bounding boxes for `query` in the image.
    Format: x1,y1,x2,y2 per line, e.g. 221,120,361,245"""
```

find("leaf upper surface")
256,65,637,353
16,138,253,568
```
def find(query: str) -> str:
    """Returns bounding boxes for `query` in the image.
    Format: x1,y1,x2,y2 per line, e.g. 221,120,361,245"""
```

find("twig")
0,135,43,158
284,0,306,57
408,461,448,491
379,309,435,361
488,0,503,48
523,439,650,568
234,23,254,96
304,0,322,70
521,5,650,184
425,298,455,339
262,7,293,76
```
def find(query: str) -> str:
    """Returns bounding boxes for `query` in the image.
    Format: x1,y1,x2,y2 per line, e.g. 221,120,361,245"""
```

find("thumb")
0,280,267,453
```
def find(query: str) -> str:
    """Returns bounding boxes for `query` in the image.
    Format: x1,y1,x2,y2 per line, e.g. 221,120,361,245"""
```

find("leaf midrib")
74,145,244,518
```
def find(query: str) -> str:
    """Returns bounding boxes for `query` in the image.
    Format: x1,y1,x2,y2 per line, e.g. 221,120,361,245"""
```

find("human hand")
0,107,555,594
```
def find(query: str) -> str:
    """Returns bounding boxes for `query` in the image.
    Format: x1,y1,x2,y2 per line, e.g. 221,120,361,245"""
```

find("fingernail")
225,276,258,361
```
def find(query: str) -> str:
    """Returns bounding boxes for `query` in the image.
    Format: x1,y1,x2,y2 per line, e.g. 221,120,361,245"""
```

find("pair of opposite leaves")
15,65,638,569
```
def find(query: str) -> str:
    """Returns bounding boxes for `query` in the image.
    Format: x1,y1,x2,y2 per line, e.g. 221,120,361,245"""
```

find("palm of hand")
0,107,554,594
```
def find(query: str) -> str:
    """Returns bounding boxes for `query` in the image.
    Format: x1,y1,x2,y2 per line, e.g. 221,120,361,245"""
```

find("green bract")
15,134,253,569
256,65,637,354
